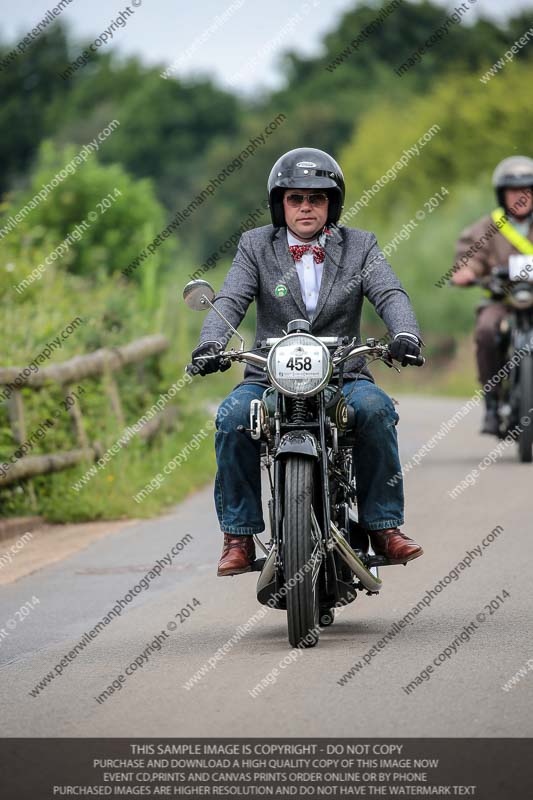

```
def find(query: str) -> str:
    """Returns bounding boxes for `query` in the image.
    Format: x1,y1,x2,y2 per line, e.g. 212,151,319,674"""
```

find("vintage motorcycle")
184,279,424,648
471,257,533,462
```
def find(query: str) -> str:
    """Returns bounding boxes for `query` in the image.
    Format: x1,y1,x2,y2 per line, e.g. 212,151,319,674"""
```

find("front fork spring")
291,397,307,425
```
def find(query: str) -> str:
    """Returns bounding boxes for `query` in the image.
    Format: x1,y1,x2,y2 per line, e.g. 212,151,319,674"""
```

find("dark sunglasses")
285,192,329,207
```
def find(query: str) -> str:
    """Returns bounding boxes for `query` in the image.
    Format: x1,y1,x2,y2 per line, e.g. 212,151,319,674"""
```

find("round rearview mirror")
182,280,215,311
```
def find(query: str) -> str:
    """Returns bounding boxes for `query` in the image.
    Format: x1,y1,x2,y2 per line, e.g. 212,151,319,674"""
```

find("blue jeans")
214,379,404,535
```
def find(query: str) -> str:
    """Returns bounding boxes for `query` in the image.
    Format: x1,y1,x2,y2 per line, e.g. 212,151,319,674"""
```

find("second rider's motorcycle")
470,257,533,462
184,279,425,649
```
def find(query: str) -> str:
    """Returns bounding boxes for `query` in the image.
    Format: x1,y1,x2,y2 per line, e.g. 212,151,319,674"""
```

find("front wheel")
518,355,533,463
283,456,321,648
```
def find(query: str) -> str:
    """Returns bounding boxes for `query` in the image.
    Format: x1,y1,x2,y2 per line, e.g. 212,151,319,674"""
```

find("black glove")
189,340,230,377
388,334,422,367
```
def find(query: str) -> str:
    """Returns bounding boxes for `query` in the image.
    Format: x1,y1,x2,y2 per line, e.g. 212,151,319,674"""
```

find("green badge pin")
275,284,288,297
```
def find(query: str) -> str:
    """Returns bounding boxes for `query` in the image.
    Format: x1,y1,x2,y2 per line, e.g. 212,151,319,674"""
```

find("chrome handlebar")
188,340,425,372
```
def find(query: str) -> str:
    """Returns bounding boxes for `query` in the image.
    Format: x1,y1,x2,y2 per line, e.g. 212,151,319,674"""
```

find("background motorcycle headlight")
510,283,533,309
267,333,332,397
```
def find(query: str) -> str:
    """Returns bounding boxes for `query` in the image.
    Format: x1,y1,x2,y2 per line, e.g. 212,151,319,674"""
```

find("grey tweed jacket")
198,223,420,386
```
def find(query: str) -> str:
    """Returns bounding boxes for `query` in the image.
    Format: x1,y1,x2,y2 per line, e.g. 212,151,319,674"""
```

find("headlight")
510,283,533,309
267,333,332,397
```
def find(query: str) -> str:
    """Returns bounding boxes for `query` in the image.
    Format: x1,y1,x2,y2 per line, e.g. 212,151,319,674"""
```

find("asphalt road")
0,395,531,737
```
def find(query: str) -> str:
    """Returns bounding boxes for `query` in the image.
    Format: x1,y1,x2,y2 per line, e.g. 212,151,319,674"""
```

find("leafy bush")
2,140,173,286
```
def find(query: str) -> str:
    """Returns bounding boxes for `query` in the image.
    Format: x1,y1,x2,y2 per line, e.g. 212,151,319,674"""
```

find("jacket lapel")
311,225,343,326
271,228,309,320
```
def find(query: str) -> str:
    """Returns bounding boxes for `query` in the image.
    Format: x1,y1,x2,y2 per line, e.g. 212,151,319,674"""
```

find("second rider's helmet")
492,156,533,211
267,147,345,227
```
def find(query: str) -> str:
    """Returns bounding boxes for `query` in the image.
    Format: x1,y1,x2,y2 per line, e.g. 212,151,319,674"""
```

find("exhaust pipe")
330,522,382,593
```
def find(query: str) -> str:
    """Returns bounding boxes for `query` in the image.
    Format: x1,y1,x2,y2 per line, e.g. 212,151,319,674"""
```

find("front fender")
275,430,319,460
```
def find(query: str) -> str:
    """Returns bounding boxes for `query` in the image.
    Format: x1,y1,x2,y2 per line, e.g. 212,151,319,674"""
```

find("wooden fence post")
6,390,37,507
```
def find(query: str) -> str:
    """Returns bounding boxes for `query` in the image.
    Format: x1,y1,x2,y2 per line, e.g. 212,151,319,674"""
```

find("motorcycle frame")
263,385,359,609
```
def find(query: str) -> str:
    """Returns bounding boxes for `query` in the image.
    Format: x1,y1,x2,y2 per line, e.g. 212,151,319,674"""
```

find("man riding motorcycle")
190,147,424,576
451,156,533,434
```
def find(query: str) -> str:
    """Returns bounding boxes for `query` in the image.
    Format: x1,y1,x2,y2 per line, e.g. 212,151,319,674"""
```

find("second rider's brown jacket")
454,212,533,278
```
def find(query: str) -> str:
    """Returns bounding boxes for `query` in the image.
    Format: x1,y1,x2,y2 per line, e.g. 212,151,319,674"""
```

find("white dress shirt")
286,229,420,348
287,229,324,318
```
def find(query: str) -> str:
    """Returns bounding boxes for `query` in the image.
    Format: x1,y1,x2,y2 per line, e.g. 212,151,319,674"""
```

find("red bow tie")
289,243,325,264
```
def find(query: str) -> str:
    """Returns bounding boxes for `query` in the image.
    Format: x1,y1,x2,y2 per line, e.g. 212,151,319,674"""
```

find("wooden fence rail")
0,335,168,388
0,335,169,489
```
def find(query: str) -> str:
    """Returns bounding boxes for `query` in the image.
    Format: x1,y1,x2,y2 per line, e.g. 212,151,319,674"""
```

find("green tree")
0,23,73,193
339,59,533,335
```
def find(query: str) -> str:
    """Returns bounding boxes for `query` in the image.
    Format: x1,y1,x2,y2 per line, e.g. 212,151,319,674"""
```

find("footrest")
362,554,404,567
250,557,266,572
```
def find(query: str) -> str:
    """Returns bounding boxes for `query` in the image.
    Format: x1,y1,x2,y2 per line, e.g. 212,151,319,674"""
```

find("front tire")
283,456,320,648
518,355,533,463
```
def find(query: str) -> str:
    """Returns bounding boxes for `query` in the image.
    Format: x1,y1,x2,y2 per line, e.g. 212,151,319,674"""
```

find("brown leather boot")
369,528,423,564
217,534,256,576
